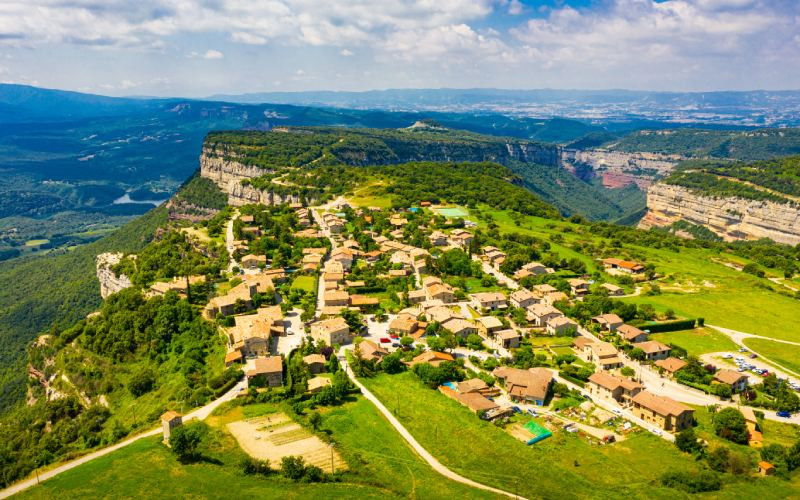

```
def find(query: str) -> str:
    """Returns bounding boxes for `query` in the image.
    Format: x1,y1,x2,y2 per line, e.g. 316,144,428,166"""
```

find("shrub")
128,367,156,397
675,427,702,454
240,456,272,476
660,470,721,493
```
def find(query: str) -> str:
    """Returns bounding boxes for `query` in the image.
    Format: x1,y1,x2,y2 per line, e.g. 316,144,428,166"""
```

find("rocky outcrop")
561,149,680,189
96,252,132,298
639,183,800,245
199,147,307,206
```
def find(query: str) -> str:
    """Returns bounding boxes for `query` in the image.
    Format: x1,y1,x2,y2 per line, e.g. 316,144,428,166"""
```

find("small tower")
160,411,183,441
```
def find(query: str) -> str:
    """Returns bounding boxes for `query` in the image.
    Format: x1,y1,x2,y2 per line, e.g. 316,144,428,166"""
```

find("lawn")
24,239,50,247
742,338,800,377
18,397,492,500
358,371,798,499
651,327,739,357
291,275,316,293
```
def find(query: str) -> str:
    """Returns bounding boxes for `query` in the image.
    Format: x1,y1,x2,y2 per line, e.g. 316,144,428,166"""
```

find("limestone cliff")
639,183,800,245
96,252,132,299
561,149,680,189
199,147,307,206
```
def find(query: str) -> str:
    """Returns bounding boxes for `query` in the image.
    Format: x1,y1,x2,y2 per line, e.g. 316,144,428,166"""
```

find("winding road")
0,380,247,499
338,350,523,499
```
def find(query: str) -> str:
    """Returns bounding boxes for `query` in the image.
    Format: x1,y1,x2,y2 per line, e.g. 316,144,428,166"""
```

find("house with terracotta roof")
587,372,642,403
225,350,243,367
602,258,645,275
476,316,504,338
496,329,522,349
407,289,427,304
532,283,558,297
510,288,538,309
308,376,332,394
389,314,419,336
592,313,624,332
600,283,624,296
247,356,284,388
655,357,687,376
310,316,352,346
567,278,590,297
513,262,550,280
241,254,267,269
546,316,578,336
324,290,350,308
358,340,388,363
492,367,553,406
526,303,562,327
442,318,478,338
429,231,449,246
409,351,454,367
470,292,507,311
632,340,671,361
449,229,474,248
713,369,749,393
426,282,456,303
618,324,648,343
581,341,624,370
226,305,284,357
204,276,274,319
631,391,694,431
303,354,327,374
758,461,776,476
457,378,501,397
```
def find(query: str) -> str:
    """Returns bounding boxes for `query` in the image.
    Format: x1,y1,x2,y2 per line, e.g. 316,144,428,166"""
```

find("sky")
0,0,798,97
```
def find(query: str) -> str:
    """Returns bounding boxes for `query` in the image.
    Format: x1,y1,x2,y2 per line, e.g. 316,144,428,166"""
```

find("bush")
660,470,721,493
640,319,696,333
675,427,702,455
240,456,272,476
128,367,156,397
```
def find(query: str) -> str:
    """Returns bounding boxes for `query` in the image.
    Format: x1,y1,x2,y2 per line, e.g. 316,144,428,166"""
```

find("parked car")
722,353,733,359
612,408,622,416
750,353,758,359
527,409,537,416
739,348,749,352
511,406,522,414
777,411,792,418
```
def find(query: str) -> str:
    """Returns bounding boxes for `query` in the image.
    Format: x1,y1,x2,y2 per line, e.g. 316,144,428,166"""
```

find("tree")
399,336,414,348
712,408,749,445
675,427,702,454
629,348,645,361
308,411,322,432
761,443,788,472
380,351,406,374
128,367,156,397
169,421,209,460
620,366,635,378
712,383,732,399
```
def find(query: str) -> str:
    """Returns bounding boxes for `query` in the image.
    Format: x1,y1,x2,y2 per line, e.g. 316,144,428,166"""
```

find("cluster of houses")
428,228,474,249
203,271,285,319
147,275,206,299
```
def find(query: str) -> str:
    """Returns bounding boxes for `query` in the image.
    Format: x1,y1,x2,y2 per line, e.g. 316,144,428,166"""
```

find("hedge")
558,371,586,388
640,319,697,333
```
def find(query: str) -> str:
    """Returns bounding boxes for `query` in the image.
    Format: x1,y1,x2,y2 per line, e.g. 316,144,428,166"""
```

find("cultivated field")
227,413,346,473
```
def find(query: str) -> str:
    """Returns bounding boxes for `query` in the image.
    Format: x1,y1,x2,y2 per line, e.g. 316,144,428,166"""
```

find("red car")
380,337,391,344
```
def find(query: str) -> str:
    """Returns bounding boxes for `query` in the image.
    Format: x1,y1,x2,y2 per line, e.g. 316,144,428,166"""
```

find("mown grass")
18,397,494,499
358,371,800,499
291,275,316,293
742,338,800,376
651,327,739,357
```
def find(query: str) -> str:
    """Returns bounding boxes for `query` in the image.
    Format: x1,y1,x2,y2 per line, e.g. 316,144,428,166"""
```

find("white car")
651,429,663,436
722,353,733,359
612,408,622,416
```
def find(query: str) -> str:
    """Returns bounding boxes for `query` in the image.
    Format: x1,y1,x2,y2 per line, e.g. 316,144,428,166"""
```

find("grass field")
18,397,493,499
24,239,50,247
742,338,800,376
291,275,316,293
651,327,739,357
359,371,800,498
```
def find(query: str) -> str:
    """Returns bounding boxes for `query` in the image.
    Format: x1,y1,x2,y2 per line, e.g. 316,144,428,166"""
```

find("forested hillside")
607,128,800,160
208,127,631,219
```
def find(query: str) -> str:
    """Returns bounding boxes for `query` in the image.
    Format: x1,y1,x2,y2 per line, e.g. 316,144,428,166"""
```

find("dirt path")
0,380,247,499
339,348,524,499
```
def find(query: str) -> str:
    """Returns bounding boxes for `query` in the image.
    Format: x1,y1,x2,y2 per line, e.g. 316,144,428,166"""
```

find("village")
144,196,800,481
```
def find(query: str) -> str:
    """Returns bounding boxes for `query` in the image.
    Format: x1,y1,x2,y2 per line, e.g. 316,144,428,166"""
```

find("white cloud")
340,48,354,56
203,49,223,59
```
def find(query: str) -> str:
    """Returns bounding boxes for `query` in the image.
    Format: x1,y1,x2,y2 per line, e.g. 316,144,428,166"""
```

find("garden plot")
227,413,347,473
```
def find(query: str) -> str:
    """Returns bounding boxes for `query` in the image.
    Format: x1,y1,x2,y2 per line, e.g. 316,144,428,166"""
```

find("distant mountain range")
207,88,800,127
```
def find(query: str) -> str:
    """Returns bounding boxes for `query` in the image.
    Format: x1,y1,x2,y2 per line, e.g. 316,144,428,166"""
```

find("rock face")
199,147,307,206
561,149,680,189
639,183,800,245
96,252,132,299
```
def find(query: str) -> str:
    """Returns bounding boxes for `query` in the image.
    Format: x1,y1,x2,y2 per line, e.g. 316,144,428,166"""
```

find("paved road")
0,380,247,499
474,256,518,290
338,349,523,499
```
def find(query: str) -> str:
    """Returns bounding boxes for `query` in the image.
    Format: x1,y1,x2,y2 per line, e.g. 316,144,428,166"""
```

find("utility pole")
34,460,40,485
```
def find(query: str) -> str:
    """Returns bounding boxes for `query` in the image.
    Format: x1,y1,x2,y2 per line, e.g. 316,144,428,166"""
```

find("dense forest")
0,206,168,413
663,171,793,204
207,127,635,220
607,128,800,161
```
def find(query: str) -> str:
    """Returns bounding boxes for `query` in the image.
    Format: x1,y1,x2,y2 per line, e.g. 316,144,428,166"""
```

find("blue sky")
0,0,798,97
